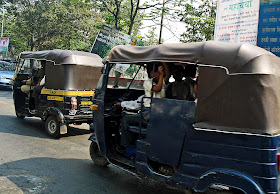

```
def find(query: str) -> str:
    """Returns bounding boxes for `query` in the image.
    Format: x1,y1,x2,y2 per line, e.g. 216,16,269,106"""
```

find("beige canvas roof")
107,41,280,135
20,49,103,67
106,41,277,75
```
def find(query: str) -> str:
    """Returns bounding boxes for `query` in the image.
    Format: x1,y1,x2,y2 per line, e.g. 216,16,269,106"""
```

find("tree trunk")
158,0,165,44
30,36,34,51
128,0,140,35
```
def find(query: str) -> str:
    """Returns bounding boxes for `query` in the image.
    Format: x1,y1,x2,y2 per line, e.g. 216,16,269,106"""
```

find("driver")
116,62,170,153
21,60,46,113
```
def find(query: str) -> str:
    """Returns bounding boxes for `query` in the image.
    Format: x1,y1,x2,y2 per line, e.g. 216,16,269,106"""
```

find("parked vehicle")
0,61,16,86
89,41,280,193
13,50,103,137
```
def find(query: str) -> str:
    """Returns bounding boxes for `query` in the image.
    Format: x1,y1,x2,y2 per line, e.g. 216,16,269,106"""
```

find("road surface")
0,86,185,194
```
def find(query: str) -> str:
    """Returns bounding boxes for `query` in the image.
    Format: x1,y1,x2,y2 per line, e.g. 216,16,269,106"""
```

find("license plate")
47,96,63,101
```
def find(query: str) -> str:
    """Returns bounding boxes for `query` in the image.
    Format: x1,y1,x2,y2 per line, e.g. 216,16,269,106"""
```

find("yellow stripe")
47,96,64,101
41,88,94,96
0,101,7,104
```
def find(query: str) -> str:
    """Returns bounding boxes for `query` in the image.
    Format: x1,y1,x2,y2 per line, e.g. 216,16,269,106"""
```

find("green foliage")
179,0,216,42
4,0,101,56
94,0,149,35
143,27,158,46
0,0,217,58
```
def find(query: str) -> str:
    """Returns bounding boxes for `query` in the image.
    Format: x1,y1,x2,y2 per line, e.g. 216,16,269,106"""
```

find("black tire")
45,115,60,138
89,123,94,132
89,141,109,167
15,111,25,119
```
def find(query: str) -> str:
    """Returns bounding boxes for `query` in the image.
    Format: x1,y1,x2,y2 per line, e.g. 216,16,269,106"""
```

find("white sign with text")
214,0,260,44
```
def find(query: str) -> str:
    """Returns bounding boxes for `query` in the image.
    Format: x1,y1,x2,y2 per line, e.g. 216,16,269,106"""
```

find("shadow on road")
0,85,12,91
0,115,92,139
0,157,184,193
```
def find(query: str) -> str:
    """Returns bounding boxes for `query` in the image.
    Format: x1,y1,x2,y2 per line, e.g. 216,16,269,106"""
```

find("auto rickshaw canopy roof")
20,49,103,67
105,41,278,75
106,41,280,136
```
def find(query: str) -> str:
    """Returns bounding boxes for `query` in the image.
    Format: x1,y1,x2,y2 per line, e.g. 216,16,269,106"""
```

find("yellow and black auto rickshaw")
13,50,103,137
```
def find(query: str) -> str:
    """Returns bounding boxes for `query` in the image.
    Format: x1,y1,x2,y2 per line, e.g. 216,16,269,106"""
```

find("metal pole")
1,5,4,37
158,0,165,44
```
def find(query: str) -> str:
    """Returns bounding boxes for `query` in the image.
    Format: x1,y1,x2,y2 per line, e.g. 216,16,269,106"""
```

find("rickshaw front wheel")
89,141,109,167
16,111,25,119
45,116,60,138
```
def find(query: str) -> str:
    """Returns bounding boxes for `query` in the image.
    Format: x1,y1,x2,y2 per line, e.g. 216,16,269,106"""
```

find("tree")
179,0,216,42
143,0,184,44
5,0,100,54
2,18,27,57
95,0,160,36
143,27,158,45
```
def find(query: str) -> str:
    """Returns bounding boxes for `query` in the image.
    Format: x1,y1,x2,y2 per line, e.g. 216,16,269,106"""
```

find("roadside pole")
1,5,4,37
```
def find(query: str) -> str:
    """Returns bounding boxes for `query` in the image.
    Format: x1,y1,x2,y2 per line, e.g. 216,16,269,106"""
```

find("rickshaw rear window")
108,64,148,90
18,59,44,74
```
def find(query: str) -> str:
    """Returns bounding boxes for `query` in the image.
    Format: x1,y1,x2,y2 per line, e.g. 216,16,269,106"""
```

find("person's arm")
162,62,170,83
115,95,143,110
39,75,45,86
121,100,139,110
152,66,164,92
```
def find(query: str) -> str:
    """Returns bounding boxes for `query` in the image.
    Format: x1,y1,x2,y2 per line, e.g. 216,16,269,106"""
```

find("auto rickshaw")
89,41,280,193
13,50,103,137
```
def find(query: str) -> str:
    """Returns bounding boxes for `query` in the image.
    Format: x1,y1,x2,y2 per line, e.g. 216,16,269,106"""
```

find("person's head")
172,65,184,82
147,62,164,82
183,64,196,78
131,39,137,46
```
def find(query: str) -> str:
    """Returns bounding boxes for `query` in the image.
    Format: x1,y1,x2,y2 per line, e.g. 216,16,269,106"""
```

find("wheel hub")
48,120,57,133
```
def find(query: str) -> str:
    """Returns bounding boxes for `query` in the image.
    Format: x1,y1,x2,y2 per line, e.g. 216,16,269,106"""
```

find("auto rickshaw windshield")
108,64,148,90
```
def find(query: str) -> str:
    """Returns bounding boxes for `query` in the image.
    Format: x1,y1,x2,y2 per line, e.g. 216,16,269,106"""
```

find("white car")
0,61,16,86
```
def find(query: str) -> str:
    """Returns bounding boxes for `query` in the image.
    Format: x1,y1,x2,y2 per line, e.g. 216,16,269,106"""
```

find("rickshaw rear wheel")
45,115,60,138
16,111,25,119
89,141,109,167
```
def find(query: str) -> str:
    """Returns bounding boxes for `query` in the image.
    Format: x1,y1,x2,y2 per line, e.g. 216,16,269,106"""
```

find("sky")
140,20,187,43
140,4,187,44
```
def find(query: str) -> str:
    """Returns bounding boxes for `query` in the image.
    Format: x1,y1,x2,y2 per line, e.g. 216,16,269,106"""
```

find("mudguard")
194,169,265,194
88,133,97,142
43,107,67,134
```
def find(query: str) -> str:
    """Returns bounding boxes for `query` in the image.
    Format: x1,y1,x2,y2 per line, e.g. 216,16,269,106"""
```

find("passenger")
116,62,170,153
166,65,196,101
143,62,170,107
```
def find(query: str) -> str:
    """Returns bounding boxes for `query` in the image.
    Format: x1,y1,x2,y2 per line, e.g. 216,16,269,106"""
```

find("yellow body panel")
41,88,94,96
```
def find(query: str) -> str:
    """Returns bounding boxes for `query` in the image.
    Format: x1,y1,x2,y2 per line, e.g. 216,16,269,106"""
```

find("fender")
43,107,67,135
88,133,103,152
88,133,96,142
194,169,265,194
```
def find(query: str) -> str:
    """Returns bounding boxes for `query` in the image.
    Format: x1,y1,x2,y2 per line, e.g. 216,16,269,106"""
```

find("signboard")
0,37,9,55
257,0,280,57
91,25,132,59
214,0,260,44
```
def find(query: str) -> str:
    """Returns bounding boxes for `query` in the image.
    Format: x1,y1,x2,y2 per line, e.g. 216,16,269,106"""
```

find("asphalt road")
0,86,185,194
